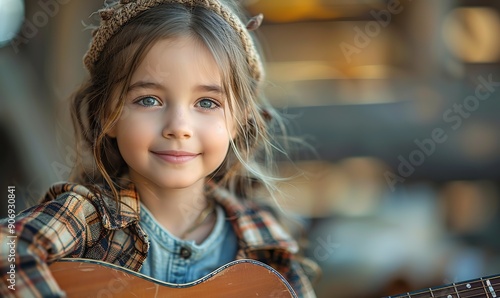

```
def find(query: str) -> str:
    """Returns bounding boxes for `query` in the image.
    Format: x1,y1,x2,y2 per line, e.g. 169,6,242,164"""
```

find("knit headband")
83,0,264,83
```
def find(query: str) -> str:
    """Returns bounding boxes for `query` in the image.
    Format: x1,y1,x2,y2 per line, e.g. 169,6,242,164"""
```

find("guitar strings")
440,280,499,298
458,277,500,298
433,278,500,298
453,291,499,298
401,276,500,298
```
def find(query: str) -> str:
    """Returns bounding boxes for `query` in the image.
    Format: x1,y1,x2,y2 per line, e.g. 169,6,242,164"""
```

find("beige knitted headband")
83,0,264,83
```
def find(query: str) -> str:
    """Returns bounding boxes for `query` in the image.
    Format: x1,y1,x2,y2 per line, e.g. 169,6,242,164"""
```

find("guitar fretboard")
386,275,500,298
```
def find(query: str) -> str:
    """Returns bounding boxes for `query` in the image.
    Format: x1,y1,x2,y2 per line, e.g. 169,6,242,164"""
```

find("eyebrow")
127,80,163,92
195,84,225,95
127,80,225,95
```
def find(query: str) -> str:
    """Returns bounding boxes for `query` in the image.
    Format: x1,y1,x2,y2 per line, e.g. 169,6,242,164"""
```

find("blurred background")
1,0,500,297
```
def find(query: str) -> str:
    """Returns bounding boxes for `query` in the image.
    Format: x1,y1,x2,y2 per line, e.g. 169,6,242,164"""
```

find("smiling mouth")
151,150,200,164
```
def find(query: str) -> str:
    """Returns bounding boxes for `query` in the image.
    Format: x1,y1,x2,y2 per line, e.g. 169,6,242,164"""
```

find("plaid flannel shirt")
0,182,317,297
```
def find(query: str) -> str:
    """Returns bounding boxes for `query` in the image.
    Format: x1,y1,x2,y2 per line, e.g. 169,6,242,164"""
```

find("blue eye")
136,96,160,107
197,99,218,109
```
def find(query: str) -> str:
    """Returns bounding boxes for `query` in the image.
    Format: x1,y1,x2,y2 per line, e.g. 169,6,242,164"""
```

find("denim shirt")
139,203,238,284
0,182,318,298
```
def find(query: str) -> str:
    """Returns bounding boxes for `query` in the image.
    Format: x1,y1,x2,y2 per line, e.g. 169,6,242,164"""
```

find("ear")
102,114,118,138
230,123,238,140
225,109,239,141
104,86,125,139
106,124,117,138
102,95,123,139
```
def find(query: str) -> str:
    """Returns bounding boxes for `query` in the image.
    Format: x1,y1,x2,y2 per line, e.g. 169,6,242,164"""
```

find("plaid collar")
209,186,298,253
43,181,298,253
42,182,140,230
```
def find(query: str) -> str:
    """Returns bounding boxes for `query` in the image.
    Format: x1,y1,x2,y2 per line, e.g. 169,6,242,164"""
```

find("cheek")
200,119,231,154
114,115,156,156
215,123,227,136
200,110,233,137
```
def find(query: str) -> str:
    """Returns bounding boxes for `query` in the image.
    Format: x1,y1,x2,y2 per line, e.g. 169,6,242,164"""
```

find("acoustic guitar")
49,258,297,297
386,273,500,298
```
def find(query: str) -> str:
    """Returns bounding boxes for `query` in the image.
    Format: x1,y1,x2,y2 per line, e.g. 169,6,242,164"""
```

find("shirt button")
180,247,191,259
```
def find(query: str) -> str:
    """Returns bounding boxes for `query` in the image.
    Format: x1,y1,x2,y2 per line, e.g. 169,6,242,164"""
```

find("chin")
155,177,204,190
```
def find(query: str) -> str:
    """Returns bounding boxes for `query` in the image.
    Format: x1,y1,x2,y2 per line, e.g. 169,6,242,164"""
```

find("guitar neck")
387,274,500,298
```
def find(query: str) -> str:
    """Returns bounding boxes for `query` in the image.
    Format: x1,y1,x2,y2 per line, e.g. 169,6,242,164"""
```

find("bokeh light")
0,0,25,47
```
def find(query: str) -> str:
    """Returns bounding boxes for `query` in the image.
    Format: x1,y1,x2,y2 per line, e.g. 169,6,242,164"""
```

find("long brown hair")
71,3,290,201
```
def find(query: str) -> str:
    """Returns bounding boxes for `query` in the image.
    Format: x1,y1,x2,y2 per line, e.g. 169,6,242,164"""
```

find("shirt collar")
210,186,298,254
45,181,298,253
44,182,140,230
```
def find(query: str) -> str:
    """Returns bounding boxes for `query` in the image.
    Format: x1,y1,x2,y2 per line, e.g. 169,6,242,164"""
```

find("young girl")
0,0,318,296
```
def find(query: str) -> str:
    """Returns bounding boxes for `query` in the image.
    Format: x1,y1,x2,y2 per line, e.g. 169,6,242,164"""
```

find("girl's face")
108,36,235,191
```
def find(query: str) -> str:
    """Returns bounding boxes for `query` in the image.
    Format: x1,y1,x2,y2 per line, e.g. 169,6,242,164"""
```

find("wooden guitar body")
49,258,297,297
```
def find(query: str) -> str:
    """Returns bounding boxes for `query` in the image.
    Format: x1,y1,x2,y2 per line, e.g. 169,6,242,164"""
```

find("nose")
162,106,193,139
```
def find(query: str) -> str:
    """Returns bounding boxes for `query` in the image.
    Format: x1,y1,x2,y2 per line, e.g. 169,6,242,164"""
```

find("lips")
151,150,200,164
